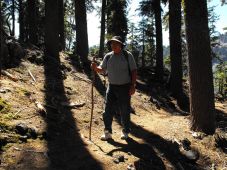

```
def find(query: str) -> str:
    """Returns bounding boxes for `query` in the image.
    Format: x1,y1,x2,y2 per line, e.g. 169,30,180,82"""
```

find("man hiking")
91,36,137,140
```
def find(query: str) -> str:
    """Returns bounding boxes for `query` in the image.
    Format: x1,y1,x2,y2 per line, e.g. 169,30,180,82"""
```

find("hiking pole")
89,56,96,140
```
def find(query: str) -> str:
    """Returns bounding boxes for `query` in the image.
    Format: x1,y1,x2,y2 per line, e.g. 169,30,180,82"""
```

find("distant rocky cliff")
213,33,227,62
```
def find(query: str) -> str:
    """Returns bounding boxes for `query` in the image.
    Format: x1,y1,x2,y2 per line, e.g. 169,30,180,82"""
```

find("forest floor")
0,49,226,170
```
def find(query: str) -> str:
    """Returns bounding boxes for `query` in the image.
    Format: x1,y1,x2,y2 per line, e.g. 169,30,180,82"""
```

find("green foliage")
128,16,156,68
139,0,167,17
164,55,170,69
86,0,99,12
64,0,76,51
214,61,227,98
0,121,13,132
139,0,154,16
221,0,227,5
64,0,98,51
1,0,13,35
208,5,219,46
0,97,11,115
89,45,99,56
127,22,141,64
3,113,20,120
223,27,227,33
106,0,128,41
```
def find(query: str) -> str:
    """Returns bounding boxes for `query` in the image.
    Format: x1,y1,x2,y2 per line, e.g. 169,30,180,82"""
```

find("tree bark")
27,0,38,45
98,0,106,58
12,0,15,36
169,0,183,99
142,28,145,68
184,0,215,134
0,0,2,77
18,0,25,43
106,0,111,36
154,0,164,82
59,0,65,50
75,0,89,63
45,0,59,58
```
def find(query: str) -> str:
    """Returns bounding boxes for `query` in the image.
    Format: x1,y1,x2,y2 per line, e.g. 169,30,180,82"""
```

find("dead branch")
13,147,45,154
60,101,85,108
13,107,28,118
2,70,18,81
27,68,36,82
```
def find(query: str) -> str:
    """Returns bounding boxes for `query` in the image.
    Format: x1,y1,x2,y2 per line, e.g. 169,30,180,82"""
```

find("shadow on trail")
68,54,106,97
43,54,103,170
216,108,227,132
107,138,165,170
130,122,199,169
137,67,190,115
110,114,204,170
215,108,227,153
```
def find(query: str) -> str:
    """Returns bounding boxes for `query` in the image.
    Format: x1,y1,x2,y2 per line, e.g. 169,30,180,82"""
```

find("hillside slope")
0,50,226,170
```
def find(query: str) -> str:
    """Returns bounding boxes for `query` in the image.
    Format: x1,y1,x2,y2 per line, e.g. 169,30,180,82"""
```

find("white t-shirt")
101,51,137,85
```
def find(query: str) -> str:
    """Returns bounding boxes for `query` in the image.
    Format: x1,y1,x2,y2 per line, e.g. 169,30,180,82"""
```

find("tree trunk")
169,0,183,99
75,0,89,63
0,0,2,77
27,0,38,45
142,28,145,68
12,0,15,36
184,0,215,134
98,0,106,58
106,0,111,36
150,18,155,67
220,79,223,95
45,0,59,58
154,1,164,82
59,0,65,51
19,0,25,43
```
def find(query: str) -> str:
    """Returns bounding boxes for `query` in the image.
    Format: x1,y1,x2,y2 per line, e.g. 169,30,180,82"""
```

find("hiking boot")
121,131,129,140
100,130,112,141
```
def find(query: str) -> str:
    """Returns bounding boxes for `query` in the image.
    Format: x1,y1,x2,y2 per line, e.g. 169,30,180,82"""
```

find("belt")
109,83,131,87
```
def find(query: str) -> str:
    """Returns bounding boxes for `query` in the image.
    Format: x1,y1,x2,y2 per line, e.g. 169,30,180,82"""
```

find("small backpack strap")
103,54,111,77
106,54,111,64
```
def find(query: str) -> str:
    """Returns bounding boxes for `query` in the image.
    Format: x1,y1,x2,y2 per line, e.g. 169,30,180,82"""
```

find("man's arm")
131,69,137,86
129,69,137,95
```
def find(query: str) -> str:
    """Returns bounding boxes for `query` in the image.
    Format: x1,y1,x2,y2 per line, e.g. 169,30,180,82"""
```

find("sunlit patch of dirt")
0,51,226,170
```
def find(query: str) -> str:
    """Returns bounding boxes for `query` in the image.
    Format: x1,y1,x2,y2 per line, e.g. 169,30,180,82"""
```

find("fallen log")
2,70,18,81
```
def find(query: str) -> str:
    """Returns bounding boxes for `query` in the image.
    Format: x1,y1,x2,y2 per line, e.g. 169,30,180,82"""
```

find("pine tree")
45,0,59,58
183,0,215,134
12,0,15,36
59,0,65,50
98,0,106,58
27,0,38,45
106,0,128,41
75,0,89,63
139,0,166,81
18,0,25,43
169,0,183,104
0,0,2,76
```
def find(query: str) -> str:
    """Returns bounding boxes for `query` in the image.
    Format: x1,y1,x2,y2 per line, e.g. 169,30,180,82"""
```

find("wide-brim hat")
107,36,125,46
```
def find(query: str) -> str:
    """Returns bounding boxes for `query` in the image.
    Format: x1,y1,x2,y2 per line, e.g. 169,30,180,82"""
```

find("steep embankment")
0,50,226,170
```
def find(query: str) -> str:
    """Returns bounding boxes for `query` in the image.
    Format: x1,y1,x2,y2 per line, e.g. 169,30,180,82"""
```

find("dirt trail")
0,52,226,170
